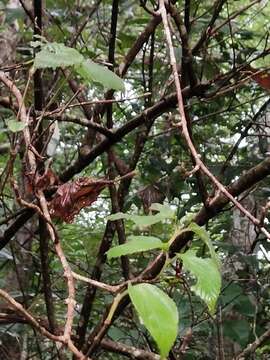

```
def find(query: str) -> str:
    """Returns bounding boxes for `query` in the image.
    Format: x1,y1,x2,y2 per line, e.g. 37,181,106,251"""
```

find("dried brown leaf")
245,65,270,91
49,177,111,223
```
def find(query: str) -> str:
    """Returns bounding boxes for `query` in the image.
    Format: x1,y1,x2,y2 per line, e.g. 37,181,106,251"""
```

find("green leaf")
107,204,174,227
107,236,165,260
188,222,221,268
75,60,125,91
223,319,250,346
34,43,84,69
7,119,27,133
128,283,178,358
107,213,164,226
179,250,221,314
130,214,167,226
33,42,124,90
107,212,128,221
150,203,175,218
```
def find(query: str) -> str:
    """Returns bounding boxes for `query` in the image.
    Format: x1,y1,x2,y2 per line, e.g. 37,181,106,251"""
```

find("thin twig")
72,272,120,293
0,71,83,359
159,0,270,240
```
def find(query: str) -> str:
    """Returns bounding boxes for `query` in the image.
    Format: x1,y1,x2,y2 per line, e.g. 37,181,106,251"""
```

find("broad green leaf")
179,250,221,314
150,203,175,219
188,222,221,268
7,119,27,132
128,235,165,243
107,213,165,226
107,212,128,221
107,204,174,227
129,214,167,226
107,236,165,259
128,283,178,358
75,59,125,91
34,41,124,91
34,43,84,69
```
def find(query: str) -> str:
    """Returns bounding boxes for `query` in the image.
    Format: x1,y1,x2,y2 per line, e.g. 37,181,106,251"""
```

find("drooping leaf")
178,250,221,314
75,59,125,91
49,177,111,223
34,42,84,69
7,119,26,133
128,283,178,358
33,42,125,91
188,222,221,268
107,236,166,260
107,203,175,227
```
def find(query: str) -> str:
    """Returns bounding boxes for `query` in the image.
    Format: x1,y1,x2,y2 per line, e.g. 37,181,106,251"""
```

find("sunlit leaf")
178,250,221,314
107,203,174,227
128,283,178,358
129,214,167,226
107,213,162,226
107,236,166,259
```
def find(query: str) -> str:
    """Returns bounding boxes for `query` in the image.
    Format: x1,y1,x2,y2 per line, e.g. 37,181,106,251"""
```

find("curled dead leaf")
244,64,270,91
49,177,111,223
35,168,58,191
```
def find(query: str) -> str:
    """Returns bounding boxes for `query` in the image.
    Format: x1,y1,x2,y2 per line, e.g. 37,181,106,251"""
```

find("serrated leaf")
75,59,125,91
179,250,221,314
7,119,27,133
128,283,178,358
34,43,84,69
188,222,221,268
107,236,165,259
